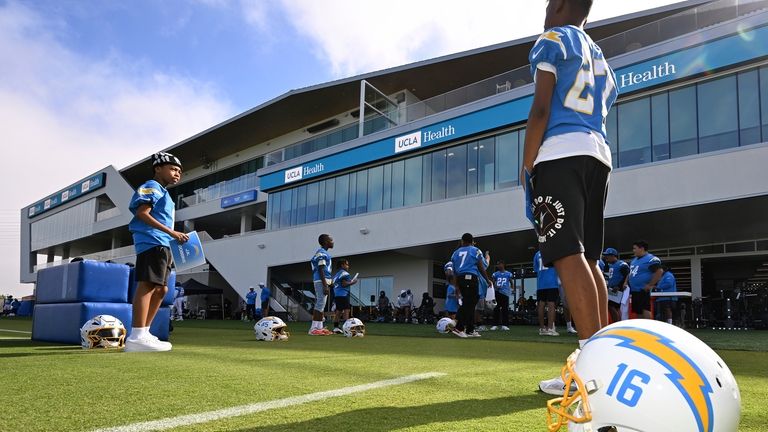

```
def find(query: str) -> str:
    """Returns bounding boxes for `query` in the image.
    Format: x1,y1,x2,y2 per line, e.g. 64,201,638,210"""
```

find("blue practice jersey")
260,286,271,302
310,248,333,282
492,271,514,297
128,180,175,255
628,253,662,292
655,271,678,302
607,260,630,288
445,284,459,313
333,269,352,297
174,286,185,299
451,245,485,277
529,25,618,142
534,251,560,290
245,291,258,305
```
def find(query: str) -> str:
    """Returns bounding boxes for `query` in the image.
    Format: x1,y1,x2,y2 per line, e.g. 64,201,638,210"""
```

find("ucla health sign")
28,172,106,218
261,23,768,191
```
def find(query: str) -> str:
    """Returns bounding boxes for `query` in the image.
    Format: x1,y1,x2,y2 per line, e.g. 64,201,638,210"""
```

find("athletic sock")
129,327,149,341
667,319,673,324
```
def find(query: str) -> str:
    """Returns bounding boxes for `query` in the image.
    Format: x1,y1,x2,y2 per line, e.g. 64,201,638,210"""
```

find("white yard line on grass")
0,329,31,334
93,372,446,432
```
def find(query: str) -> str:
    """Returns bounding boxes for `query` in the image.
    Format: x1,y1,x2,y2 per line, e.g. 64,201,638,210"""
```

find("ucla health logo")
395,131,421,153
284,166,303,183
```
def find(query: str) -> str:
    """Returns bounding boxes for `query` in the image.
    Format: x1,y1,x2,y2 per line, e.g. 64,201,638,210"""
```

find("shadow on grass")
0,338,82,358
232,394,547,432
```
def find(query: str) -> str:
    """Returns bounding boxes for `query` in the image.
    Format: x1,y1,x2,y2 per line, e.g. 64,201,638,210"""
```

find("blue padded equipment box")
147,307,171,341
127,268,176,306
36,261,129,304
32,302,132,344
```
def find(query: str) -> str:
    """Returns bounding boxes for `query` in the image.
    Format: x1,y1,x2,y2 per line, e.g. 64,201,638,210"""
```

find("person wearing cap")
125,152,188,352
602,247,629,323
245,286,258,321
259,282,271,318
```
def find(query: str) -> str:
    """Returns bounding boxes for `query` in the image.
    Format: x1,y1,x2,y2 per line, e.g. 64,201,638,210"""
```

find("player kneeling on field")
436,317,457,334
546,319,740,432
342,317,365,338
254,316,289,341
80,314,127,350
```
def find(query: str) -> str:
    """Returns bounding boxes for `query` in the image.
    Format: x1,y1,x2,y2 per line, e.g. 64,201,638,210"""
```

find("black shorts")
531,156,610,266
135,246,174,286
334,296,351,311
537,288,560,303
631,290,651,313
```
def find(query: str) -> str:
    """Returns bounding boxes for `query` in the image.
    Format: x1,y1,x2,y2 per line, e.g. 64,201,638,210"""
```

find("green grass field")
1,317,767,432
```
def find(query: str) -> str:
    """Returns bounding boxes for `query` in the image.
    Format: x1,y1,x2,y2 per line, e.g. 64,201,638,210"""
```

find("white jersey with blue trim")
529,25,618,164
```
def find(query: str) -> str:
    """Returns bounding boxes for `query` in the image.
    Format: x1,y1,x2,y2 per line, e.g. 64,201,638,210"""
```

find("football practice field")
1,317,767,432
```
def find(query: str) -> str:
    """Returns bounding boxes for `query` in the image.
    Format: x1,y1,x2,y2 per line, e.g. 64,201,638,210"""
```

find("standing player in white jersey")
521,0,618,394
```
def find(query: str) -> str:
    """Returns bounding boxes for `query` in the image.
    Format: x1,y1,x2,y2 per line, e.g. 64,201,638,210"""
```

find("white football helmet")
436,317,456,334
546,319,741,432
342,317,365,337
254,316,289,341
80,314,126,350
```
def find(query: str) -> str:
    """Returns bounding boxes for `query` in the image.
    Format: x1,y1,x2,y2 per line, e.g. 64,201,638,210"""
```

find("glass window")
356,170,368,215
422,153,432,202
495,131,519,189
467,140,478,195
268,192,280,230
477,137,495,193
295,185,307,226
306,182,319,223
334,174,349,218
431,149,447,201
323,178,335,221
280,189,292,228
738,70,761,146
651,93,670,161
617,98,651,167
762,66,768,140
348,171,357,216
606,109,618,167
518,128,526,172
391,160,405,209
368,165,383,212
698,75,738,153
290,187,299,227
403,156,422,206
382,163,392,210
446,143,467,198
669,86,698,158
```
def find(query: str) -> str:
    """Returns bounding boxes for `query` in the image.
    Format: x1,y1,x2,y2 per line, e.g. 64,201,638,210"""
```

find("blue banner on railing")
259,23,768,192
220,189,258,208
28,172,106,218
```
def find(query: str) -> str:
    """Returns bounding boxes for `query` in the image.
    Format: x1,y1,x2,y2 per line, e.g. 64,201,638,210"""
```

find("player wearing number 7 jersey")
521,0,618,399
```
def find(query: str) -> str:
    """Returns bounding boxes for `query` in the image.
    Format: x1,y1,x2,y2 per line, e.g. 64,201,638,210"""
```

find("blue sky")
0,0,685,297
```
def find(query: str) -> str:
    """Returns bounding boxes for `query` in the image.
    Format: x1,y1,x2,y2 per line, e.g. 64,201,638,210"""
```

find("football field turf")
1,317,767,432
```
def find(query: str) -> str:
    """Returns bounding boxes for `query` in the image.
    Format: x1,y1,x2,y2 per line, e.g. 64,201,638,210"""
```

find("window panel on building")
280,188,293,228
295,184,307,225
669,85,698,158
605,110,618,167
467,140,478,195
382,163,392,210
738,69,761,146
290,186,299,226
348,171,358,216
698,75,738,153
431,149,447,201
477,137,495,193
403,156,422,206
334,174,349,218
306,182,319,223
650,93,670,161
324,178,335,221
268,193,279,229
618,97,651,166
761,66,768,140
422,153,433,202
446,143,467,198
495,131,519,189
355,170,368,215
367,165,384,212
391,160,405,208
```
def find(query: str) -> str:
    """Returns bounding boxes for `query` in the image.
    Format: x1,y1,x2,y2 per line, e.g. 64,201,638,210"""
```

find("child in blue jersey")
524,0,618,394
126,152,188,352
628,240,664,319
332,259,357,334
309,234,334,335
534,250,561,336
443,262,458,320
449,233,492,338
491,261,513,331
655,264,677,325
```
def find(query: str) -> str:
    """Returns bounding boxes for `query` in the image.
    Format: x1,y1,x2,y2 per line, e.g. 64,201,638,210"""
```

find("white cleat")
538,376,577,396
124,337,172,352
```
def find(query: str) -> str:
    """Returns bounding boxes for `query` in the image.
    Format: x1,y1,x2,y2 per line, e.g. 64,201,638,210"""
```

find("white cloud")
0,2,234,297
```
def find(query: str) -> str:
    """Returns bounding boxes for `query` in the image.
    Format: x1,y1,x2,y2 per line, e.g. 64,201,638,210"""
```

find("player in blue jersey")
332,259,357,334
126,152,188,352
602,247,629,323
524,0,618,395
309,234,334,335
444,262,459,320
654,264,677,324
450,233,492,338
628,240,663,319
259,282,271,318
491,261,513,331
245,286,258,320
173,282,185,322
534,250,561,336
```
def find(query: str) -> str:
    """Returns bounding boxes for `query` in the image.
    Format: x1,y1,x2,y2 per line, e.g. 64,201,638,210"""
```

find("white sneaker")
124,337,172,352
548,328,560,336
501,326,510,331
451,328,468,338
538,376,577,396
539,328,548,336
147,334,172,349
468,331,482,337
333,327,343,334
489,326,498,331
567,326,578,334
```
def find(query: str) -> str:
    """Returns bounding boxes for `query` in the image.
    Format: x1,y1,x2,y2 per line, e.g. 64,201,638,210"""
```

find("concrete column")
111,233,120,250
47,250,55,263
691,256,702,299
62,244,70,260
240,212,252,235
